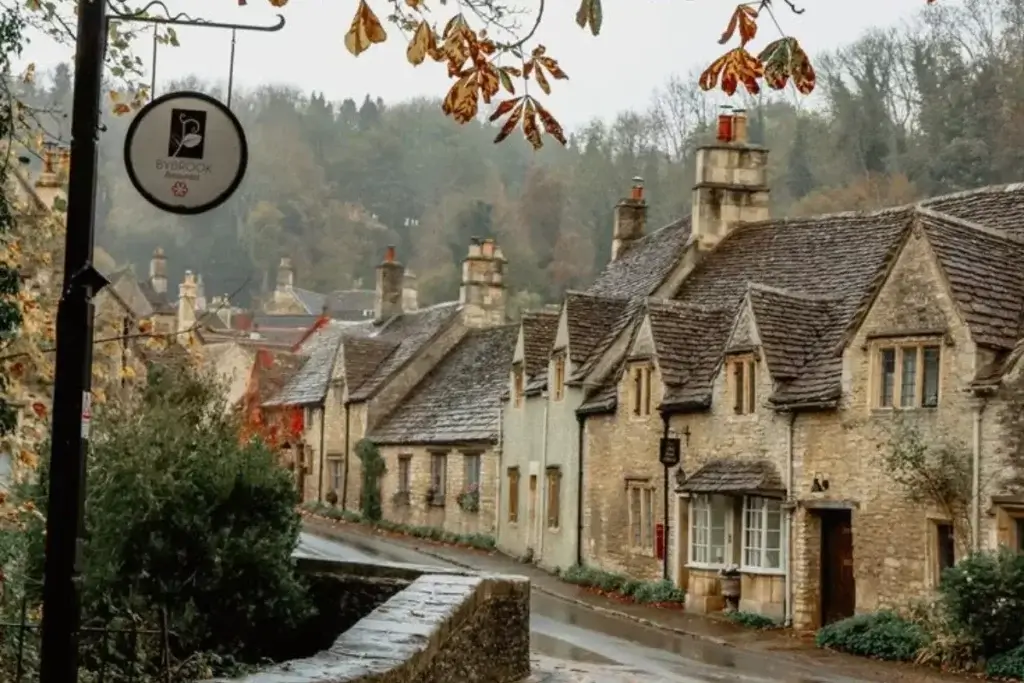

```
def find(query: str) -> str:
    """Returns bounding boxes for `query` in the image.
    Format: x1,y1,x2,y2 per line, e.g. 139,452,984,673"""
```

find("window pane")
880,348,895,407
733,363,745,414
900,347,917,407
643,489,654,548
746,361,756,413
710,497,728,564
923,346,940,407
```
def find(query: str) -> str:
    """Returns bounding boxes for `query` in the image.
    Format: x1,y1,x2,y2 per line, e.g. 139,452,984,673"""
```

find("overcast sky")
16,0,927,130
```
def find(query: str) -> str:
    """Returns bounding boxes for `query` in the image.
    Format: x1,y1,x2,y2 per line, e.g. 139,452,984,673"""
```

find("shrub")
558,566,685,605
726,611,778,630
632,579,686,605
355,439,386,521
987,644,1024,680
937,547,1024,659
815,611,928,662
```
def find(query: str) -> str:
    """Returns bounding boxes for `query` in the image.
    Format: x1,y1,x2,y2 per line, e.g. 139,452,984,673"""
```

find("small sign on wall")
659,437,681,467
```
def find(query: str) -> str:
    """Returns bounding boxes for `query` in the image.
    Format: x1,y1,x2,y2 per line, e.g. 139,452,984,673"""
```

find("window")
690,494,729,566
730,357,757,414
630,364,652,417
507,467,520,522
304,406,315,427
430,453,447,502
628,483,655,551
936,522,955,578
552,352,566,401
463,452,481,489
329,458,343,492
741,496,782,571
876,344,941,409
546,467,562,529
398,455,411,493
512,364,525,408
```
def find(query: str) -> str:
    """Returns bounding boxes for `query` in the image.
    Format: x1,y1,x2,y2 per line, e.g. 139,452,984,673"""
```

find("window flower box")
457,484,480,513
719,564,741,609
391,491,410,507
425,486,445,507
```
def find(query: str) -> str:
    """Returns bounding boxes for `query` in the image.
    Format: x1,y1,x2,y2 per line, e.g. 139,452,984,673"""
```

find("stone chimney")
195,273,207,311
691,107,770,251
276,257,294,292
612,176,647,261
177,270,198,337
33,143,68,212
210,294,232,327
374,245,405,322
402,269,419,312
149,247,167,294
460,237,507,328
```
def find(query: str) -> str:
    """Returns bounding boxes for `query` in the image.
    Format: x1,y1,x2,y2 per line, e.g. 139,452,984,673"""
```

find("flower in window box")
457,484,480,513
425,485,444,506
391,491,410,507
325,489,339,506
718,564,740,579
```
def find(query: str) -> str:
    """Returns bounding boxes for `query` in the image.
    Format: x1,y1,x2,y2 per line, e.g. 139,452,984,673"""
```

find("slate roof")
251,349,305,405
676,459,785,494
139,280,173,314
263,323,346,407
292,287,327,315
563,293,630,365
587,218,692,299
369,324,518,444
252,313,323,330
648,300,732,409
326,289,376,321
921,183,1024,241
341,337,397,394
520,310,559,379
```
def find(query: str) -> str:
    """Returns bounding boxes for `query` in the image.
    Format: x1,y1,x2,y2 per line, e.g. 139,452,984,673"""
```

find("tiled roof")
519,310,559,380
326,289,376,321
676,458,784,494
746,285,840,381
252,313,323,329
253,350,305,405
563,292,630,365
348,302,462,402
341,337,398,394
918,210,1024,349
369,324,518,444
586,218,692,299
921,183,1024,241
263,323,346,407
292,287,327,315
647,300,732,409
139,280,173,314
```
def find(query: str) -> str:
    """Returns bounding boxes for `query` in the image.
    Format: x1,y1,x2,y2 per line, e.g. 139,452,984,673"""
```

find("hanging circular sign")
123,90,248,215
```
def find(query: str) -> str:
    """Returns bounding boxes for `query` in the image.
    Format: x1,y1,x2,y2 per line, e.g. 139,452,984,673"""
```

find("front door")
820,509,855,626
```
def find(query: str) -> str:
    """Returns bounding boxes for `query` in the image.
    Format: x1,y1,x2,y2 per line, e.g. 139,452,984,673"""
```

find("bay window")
689,494,729,566
742,496,783,571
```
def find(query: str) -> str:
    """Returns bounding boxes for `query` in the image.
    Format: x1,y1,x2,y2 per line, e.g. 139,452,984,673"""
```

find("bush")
937,547,1024,659
632,579,686,604
815,611,928,662
559,565,685,605
987,644,1024,680
355,439,385,522
726,610,779,630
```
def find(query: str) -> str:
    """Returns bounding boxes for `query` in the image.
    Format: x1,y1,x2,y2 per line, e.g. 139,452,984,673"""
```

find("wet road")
295,532,884,683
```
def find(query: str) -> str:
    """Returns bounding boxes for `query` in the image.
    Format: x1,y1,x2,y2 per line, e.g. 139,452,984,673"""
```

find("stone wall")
218,557,530,683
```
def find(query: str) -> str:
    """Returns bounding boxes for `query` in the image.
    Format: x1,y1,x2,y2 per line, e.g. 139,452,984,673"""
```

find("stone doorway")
820,509,855,626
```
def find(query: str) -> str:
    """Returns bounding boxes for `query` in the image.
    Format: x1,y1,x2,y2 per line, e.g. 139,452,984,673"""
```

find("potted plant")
391,490,410,507
425,485,444,506
457,483,480,513
719,564,741,610
325,489,339,506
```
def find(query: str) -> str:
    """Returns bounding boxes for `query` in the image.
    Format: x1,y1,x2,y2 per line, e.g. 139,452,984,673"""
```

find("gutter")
495,403,503,539
317,402,326,502
972,396,988,551
341,402,351,510
538,396,550,561
784,411,796,627
660,410,670,580
575,412,586,567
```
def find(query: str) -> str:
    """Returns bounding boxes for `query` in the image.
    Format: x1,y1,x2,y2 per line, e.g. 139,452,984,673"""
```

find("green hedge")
726,611,779,630
815,611,928,662
303,501,496,551
561,564,686,604
987,644,1024,680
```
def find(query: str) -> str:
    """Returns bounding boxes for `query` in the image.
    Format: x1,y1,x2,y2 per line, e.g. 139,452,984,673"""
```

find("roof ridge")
645,297,725,313
920,181,1024,205
564,290,630,303
737,203,917,233
915,205,1023,244
746,282,845,303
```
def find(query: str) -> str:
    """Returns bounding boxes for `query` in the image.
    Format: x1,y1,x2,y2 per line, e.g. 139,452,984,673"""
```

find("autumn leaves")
699,3,816,96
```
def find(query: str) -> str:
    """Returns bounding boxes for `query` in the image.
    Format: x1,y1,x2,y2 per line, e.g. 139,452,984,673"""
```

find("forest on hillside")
15,0,1024,314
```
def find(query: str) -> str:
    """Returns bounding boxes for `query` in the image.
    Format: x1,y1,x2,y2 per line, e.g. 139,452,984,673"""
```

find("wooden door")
820,510,855,626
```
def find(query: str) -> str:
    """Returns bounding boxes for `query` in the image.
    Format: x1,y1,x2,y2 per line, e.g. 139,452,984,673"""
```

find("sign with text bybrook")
123,91,248,215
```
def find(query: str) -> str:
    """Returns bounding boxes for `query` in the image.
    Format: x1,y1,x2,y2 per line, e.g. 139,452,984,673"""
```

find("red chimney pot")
384,245,396,263
716,114,734,143
630,176,644,201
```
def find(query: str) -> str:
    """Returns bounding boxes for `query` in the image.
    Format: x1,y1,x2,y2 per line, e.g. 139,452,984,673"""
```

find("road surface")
295,532,909,683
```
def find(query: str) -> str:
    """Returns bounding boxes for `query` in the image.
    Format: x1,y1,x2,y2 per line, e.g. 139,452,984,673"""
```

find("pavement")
299,515,978,683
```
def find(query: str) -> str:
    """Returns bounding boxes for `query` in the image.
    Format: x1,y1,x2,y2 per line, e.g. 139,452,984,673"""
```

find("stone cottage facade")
496,109,1024,633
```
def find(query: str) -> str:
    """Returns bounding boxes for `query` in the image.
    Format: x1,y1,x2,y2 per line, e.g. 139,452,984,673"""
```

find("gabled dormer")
621,313,657,420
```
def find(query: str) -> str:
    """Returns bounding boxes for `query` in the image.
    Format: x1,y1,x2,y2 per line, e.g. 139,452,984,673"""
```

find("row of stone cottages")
254,111,1024,632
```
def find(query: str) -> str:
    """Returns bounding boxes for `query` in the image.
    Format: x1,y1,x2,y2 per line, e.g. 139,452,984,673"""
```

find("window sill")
427,499,446,508
740,566,785,577
687,562,727,571
546,525,560,533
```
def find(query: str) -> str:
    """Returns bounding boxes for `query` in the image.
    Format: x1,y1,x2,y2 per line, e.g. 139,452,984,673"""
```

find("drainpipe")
341,402,351,510
537,397,550,563
972,397,988,552
784,411,796,627
495,403,503,538
317,402,327,502
660,410,670,580
575,412,586,567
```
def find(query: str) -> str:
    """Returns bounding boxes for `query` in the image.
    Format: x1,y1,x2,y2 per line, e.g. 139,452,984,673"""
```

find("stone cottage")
499,109,1024,633
263,239,511,521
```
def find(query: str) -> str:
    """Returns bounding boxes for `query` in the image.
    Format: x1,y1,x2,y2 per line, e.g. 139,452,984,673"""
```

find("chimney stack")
149,247,167,294
276,257,294,292
460,237,507,328
177,270,198,338
374,245,405,322
611,176,648,261
691,107,769,251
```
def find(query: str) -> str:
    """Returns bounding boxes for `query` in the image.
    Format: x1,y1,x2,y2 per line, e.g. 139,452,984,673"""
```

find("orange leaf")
267,0,288,6
442,72,479,124
112,103,131,116
478,64,500,104
492,99,525,144
31,402,46,418
533,99,567,147
498,66,519,95
719,5,758,46
522,98,542,150
699,47,762,96
534,63,551,95
407,20,436,66
758,37,816,95
344,0,387,57
537,56,567,81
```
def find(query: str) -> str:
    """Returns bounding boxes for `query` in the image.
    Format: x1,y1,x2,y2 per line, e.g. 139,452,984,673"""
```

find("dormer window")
629,363,652,417
552,351,566,401
729,356,757,415
512,363,525,408
877,344,940,409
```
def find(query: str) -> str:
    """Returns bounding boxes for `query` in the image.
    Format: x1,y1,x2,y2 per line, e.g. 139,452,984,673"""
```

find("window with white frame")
742,496,782,571
329,457,343,492
689,494,730,566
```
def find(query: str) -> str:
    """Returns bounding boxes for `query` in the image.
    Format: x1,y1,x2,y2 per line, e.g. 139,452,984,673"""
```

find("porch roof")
676,458,784,494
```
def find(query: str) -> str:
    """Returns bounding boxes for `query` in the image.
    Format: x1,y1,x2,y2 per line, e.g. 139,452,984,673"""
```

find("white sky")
15,0,928,130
